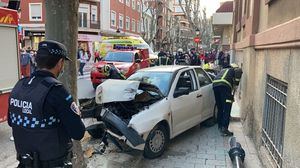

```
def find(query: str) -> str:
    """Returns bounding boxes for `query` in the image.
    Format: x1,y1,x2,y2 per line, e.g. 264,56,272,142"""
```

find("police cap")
37,40,71,61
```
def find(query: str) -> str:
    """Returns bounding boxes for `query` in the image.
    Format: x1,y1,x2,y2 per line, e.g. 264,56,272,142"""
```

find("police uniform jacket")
8,70,85,161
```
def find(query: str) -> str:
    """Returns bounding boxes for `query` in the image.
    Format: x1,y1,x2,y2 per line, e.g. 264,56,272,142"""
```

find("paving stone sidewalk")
83,119,262,168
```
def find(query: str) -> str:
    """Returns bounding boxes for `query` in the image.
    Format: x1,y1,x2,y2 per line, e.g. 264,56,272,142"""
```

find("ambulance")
99,36,157,63
0,7,20,122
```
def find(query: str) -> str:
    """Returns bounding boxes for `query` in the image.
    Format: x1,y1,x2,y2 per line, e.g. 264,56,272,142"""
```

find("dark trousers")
213,85,233,130
79,63,85,75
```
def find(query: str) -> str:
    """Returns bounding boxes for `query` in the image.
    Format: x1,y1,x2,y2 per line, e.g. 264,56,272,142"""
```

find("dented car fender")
128,98,172,137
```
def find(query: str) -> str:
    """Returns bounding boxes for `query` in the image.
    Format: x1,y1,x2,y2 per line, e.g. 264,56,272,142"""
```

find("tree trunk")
44,1,86,168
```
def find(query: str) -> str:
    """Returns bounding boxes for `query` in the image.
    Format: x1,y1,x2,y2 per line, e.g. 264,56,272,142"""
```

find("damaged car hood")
96,79,164,104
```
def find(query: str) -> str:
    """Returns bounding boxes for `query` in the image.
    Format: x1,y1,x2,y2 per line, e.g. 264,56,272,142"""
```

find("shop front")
78,33,101,57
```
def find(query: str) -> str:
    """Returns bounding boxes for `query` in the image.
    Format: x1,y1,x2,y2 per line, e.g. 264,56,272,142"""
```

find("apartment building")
100,0,142,36
19,0,101,52
232,0,300,167
172,0,193,51
212,1,233,51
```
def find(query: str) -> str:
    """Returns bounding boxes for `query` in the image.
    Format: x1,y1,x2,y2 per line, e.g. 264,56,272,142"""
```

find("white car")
95,66,216,158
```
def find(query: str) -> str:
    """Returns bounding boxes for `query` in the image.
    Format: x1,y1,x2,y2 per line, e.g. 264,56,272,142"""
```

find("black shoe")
220,128,234,136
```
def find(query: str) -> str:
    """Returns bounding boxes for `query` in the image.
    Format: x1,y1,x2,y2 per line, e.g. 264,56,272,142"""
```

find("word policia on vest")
10,98,33,114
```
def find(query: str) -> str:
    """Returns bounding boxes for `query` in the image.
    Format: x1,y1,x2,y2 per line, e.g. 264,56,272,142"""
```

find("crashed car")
95,66,216,159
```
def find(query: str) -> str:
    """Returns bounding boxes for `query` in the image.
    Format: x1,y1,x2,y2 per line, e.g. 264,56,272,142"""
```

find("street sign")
194,37,201,43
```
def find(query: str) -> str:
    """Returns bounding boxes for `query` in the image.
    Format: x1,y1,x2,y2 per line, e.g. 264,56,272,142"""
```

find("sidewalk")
83,103,263,168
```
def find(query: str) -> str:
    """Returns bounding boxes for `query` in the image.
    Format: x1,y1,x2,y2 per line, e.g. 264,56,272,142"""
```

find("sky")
200,0,224,17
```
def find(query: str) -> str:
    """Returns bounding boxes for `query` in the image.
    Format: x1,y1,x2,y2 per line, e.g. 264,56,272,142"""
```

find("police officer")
213,63,242,136
8,40,85,168
103,64,126,80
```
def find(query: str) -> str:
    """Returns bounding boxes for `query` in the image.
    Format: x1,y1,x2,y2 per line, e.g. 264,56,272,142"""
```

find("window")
126,0,130,6
174,70,197,96
111,11,116,27
119,14,124,29
262,75,287,168
194,68,212,87
137,21,140,33
132,19,136,32
132,0,135,10
126,17,130,30
91,5,97,23
29,3,42,21
79,4,90,28
119,0,124,3
137,1,140,12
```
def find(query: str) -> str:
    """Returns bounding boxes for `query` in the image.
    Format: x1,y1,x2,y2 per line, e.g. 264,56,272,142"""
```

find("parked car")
90,47,150,89
95,66,216,158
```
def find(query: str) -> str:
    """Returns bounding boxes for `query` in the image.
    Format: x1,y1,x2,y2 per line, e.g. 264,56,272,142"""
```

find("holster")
17,152,39,168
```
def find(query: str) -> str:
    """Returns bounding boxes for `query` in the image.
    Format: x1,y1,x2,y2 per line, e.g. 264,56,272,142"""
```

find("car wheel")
143,124,169,159
92,83,98,90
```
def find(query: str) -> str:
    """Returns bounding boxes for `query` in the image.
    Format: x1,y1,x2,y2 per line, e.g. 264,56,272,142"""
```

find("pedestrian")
189,48,198,65
29,50,37,73
94,49,100,63
78,49,89,76
157,48,169,65
20,48,31,77
213,63,243,136
8,40,85,168
222,50,230,68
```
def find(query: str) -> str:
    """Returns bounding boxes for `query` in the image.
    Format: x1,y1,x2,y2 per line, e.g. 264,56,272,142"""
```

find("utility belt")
17,152,73,168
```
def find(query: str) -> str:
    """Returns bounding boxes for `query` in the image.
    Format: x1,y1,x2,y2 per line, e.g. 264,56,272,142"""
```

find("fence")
262,75,287,167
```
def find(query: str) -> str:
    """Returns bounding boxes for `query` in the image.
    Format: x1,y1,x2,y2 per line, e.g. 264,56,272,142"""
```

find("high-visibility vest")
213,68,234,89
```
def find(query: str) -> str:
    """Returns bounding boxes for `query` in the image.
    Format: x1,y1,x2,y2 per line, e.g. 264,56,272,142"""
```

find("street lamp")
195,28,200,36
195,28,200,52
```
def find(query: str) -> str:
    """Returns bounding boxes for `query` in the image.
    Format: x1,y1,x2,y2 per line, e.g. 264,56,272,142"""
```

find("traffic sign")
194,37,201,43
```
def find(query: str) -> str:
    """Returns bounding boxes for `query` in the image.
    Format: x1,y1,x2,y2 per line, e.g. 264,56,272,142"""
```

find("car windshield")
103,52,133,62
128,71,173,96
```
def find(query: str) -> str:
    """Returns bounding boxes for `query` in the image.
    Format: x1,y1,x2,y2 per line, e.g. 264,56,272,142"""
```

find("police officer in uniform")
103,64,126,80
8,40,85,168
213,63,242,136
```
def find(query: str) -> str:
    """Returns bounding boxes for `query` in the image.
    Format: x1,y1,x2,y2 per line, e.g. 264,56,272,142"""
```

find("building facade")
100,0,142,36
172,0,193,51
18,0,143,52
212,1,233,51
232,0,300,167
19,0,101,52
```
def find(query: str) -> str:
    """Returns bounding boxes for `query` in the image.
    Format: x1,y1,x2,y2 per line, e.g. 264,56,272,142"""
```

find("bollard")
228,137,246,168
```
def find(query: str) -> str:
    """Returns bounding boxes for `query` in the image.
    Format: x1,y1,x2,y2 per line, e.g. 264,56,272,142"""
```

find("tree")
178,0,212,48
141,0,161,48
44,0,86,168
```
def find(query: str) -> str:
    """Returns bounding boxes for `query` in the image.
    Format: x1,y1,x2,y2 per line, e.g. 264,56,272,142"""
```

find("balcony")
78,19,100,32
212,12,233,25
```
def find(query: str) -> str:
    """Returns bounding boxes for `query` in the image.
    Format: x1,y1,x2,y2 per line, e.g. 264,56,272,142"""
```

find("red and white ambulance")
0,7,20,122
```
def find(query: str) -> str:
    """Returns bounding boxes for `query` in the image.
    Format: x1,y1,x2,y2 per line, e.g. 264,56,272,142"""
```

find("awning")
78,34,101,42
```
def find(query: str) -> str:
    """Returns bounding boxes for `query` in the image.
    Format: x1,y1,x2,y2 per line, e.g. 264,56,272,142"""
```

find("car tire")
143,124,169,159
92,83,98,90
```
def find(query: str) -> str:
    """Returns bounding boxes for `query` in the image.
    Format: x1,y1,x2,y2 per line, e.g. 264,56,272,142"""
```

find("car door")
194,68,215,120
170,69,199,136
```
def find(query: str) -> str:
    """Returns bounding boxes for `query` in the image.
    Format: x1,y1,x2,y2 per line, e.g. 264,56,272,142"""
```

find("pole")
228,137,246,168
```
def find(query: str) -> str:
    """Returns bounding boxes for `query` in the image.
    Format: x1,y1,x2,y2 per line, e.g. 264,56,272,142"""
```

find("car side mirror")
135,59,141,63
174,89,190,98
